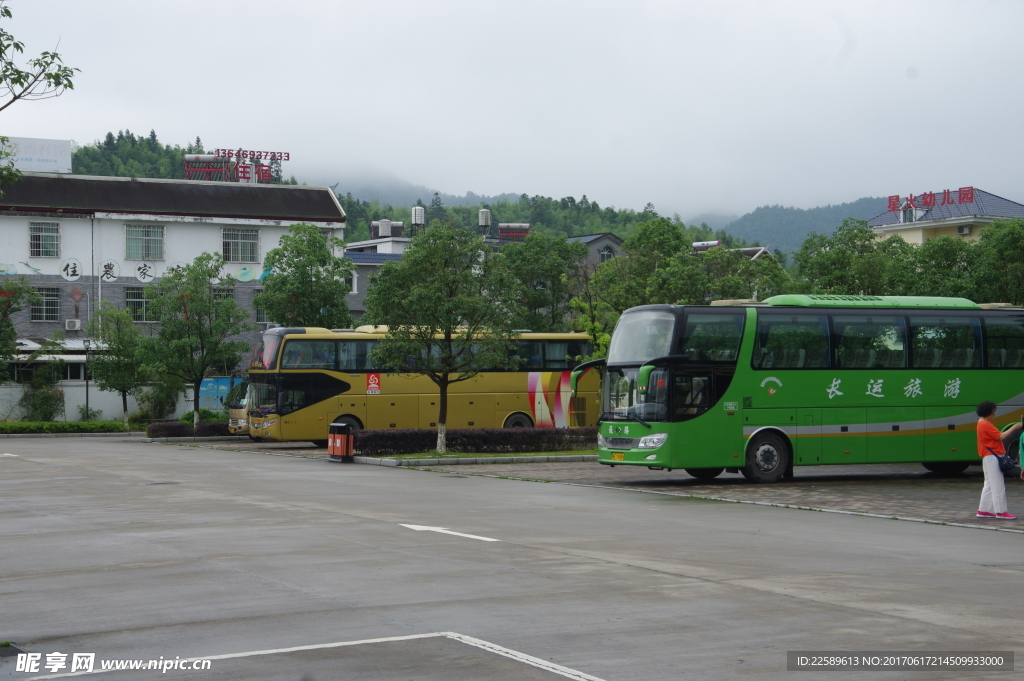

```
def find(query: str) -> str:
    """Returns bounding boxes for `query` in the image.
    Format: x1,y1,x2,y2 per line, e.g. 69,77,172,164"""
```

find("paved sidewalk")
419,461,1024,531
166,440,1024,531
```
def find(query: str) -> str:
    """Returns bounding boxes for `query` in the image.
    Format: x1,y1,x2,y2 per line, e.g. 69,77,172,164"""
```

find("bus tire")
248,434,263,442
742,432,789,483
923,461,970,475
332,415,363,431
503,413,533,428
685,467,724,480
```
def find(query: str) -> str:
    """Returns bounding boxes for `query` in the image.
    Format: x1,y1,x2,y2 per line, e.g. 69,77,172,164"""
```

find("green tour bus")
571,295,1024,482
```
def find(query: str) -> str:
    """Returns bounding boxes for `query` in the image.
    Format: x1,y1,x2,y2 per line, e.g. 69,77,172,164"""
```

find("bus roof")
265,326,590,340
761,294,981,309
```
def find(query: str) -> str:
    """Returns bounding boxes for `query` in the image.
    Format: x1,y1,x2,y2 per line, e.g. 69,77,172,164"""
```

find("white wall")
0,381,191,422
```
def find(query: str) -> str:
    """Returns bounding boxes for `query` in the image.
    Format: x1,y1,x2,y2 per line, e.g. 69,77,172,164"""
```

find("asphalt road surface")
1,437,1020,680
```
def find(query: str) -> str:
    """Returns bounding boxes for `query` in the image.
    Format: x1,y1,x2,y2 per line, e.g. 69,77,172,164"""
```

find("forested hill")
67,129,748,246
723,197,888,252
338,192,747,246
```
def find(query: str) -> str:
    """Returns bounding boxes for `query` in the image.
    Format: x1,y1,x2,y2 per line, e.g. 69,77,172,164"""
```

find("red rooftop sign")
888,187,973,212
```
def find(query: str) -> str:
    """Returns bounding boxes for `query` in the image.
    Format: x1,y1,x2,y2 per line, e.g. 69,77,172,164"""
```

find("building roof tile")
0,172,346,222
868,188,1024,227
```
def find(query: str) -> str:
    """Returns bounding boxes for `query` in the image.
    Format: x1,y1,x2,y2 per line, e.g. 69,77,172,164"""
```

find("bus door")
278,373,350,440
795,408,822,465
821,408,866,464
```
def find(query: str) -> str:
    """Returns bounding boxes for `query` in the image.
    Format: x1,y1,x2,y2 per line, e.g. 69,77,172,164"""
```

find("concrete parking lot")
1,437,1021,680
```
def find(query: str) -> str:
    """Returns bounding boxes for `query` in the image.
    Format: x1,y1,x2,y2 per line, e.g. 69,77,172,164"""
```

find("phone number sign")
214,148,291,161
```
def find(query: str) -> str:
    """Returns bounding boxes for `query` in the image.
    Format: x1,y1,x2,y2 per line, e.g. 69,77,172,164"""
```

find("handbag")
986,446,1016,473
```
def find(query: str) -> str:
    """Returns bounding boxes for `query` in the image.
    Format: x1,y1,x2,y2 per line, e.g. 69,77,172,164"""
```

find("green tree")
363,224,523,453
973,218,1024,305
662,246,792,304
0,2,79,193
911,236,978,299
253,223,355,329
589,217,685,316
502,232,588,332
85,302,151,426
144,253,252,429
18,334,66,421
793,218,911,295
0,277,38,382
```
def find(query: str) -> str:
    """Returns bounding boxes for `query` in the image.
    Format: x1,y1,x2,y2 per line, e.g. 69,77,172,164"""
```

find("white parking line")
399,523,501,541
25,631,606,681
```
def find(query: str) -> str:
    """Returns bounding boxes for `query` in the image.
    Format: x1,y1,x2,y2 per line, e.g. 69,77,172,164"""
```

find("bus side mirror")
570,369,582,396
637,365,656,394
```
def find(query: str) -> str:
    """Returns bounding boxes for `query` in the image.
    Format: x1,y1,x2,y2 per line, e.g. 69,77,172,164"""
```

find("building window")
29,222,60,257
125,225,164,260
345,270,357,295
599,245,614,262
254,288,268,323
125,287,152,322
223,228,260,263
31,287,60,321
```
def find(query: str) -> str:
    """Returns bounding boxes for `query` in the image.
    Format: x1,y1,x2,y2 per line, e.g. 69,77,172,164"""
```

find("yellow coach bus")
246,326,600,445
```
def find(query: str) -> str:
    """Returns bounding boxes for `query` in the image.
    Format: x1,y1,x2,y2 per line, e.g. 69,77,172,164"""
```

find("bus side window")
910,316,981,369
833,315,906,369
984,316,1024,368
753,314,829,370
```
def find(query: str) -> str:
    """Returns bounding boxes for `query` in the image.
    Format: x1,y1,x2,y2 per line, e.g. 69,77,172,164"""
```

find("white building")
0,172,345,417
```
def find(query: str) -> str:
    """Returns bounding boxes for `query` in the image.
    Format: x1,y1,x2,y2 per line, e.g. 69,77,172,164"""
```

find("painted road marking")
26,631,605,681
399,523,500,542
1,453,18,456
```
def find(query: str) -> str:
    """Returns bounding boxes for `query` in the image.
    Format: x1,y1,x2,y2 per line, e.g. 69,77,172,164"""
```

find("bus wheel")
685,467,724,480
503,413,533,428
311,440,329,448
742,433,789,483
923,461,970,475
333,416,362,431
248,435,263,442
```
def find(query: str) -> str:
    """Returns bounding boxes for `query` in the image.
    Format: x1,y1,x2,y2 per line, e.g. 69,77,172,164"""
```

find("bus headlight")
597,434,608,447
637,433,668,449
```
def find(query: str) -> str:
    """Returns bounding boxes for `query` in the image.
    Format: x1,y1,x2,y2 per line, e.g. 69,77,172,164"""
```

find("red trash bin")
328,423,354,463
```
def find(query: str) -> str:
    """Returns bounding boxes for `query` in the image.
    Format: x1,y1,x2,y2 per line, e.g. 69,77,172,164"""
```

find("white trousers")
979,454,1007,514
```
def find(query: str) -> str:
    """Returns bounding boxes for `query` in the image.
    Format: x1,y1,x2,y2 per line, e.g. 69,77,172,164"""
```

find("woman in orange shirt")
975,401,1019,519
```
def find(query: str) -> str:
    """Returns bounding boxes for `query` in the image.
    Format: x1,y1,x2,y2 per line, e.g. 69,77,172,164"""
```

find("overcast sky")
3,0,1022,218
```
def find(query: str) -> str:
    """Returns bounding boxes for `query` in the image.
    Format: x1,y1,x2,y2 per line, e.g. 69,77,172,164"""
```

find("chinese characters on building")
887,187,974,212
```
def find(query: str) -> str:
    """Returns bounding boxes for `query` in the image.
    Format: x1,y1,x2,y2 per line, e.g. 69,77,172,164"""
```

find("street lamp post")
83,338,91,421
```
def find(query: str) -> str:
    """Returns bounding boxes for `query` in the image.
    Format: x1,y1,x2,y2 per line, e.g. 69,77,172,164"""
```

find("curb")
0,431,144,438
353,454,598,467
143,436,251,443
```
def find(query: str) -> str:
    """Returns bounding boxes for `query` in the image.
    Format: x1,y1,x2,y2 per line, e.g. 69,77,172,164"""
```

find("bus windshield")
607,310,676,364
250,333,283,370
225,380,249,409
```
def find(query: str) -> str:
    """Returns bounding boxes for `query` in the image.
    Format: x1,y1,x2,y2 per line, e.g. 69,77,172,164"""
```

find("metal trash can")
328,423,354,463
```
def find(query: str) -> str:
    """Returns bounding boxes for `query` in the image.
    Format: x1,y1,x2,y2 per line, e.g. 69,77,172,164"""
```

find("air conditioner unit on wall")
957,225,972,236
65,319,81,331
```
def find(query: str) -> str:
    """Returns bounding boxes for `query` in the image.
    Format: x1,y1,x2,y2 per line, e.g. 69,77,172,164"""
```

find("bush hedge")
146,422,233,438
354,427,597,456
0,421,128,434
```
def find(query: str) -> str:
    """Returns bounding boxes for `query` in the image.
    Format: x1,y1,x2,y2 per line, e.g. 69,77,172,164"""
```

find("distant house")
345,251,403,322
868,187,1024,244
566,233,624,267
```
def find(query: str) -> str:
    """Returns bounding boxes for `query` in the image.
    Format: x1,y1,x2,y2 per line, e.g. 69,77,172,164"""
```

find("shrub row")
354,427,598,456
146,422,233,438
0,421,128,434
